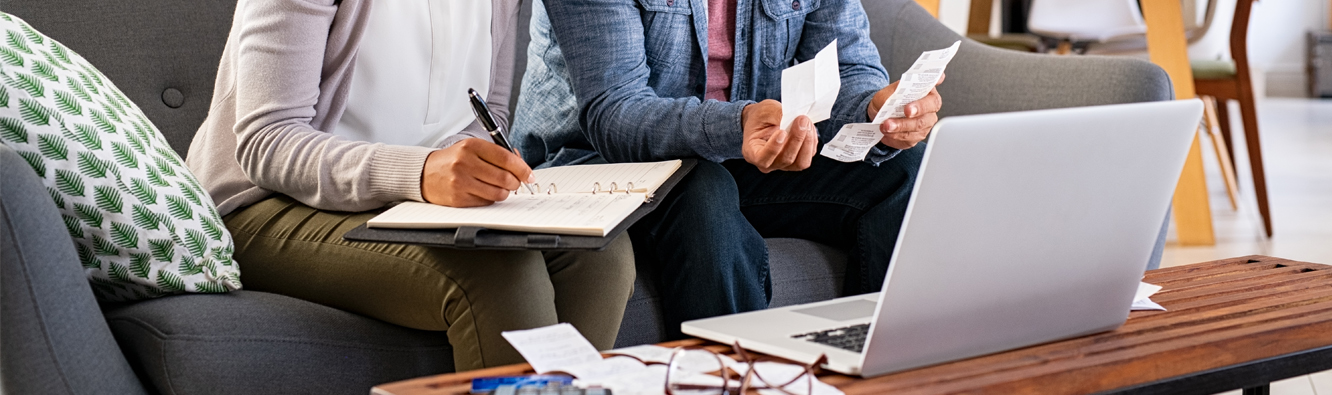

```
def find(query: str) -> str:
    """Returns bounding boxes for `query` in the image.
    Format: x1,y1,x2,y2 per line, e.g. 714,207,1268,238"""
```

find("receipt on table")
781,40,841,132
820,41,960,163
556,356,647,382
501,323,602,374
1131,282,1166,311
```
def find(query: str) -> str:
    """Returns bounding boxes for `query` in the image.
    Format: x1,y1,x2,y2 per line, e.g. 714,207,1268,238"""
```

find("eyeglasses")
664,342,829,395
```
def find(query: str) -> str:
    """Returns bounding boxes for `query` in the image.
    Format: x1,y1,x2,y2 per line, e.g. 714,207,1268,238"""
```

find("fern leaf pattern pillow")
0,13,241,301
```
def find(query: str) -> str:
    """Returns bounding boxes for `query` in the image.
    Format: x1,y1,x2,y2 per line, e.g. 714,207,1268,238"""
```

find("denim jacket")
512,0,898,168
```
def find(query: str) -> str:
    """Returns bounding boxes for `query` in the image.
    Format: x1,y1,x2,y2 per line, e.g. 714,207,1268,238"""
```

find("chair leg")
1214,99,1239,175
1236,92,1273,237
1202,96,1241,211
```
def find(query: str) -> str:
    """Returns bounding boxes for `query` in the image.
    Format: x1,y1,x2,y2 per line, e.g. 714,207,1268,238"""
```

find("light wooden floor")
1162,97,1332,395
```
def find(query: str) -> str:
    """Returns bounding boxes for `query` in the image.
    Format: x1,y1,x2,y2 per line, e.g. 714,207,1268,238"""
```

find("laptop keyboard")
791,323,870,353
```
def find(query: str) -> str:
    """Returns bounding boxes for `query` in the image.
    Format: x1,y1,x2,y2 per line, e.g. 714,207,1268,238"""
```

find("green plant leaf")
64,78,90,101
183,228,207,258
154,156,176,177
226,272,242,287
94,186,124,215
18,21,43,46
194,281,227,293
45,186,66,209
70,123,103,150
177,181,204,207
50,40,72,63
17,150,45,177
7,73,44,98
77,151,110,179
148,238,174,263
199,217,223,241
0,46,22,67
0,117,28,143
129,252,152,278
73,202,103,227
131,204,158,230
166,195,193,221
79,71,99,96
146,165,168,187
55,169,85,197
128,178,157,205
74,241,96,268
155,270,185,292
38,133,68,161
124,131,146,156
91,233,119,256
61,213,82,238
154,146,183,167
200,257,219,277
179,254,203,276
53,90,83,117
20,98,54,126
110,141,138,169
210,246,231,265
6,30,31,54
111,221,139,249
108,262,132,282
0,85,8,107
31,59,57,82
103,98,126,121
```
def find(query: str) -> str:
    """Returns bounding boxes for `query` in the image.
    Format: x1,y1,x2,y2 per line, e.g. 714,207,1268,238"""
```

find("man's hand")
741,100,818,173
866,73,945,150
421,138,535,207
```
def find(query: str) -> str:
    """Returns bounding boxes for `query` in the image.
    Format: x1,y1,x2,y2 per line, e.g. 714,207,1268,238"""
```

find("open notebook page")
366,193,646,236
528,160,682,196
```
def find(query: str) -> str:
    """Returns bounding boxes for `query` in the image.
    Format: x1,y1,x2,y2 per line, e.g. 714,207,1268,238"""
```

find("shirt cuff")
864,143,902,166
697,99,751,162
367,144,436,203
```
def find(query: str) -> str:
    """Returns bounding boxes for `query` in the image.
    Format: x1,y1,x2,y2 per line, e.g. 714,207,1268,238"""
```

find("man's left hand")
865,73,945,150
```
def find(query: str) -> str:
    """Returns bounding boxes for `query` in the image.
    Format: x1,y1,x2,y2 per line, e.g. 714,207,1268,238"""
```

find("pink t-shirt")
705,0,737,102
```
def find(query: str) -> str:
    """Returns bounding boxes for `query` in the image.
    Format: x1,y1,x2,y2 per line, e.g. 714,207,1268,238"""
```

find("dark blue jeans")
629,145,927,339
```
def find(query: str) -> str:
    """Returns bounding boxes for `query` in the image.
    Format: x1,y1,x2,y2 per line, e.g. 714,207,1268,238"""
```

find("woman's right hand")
421,138,535,207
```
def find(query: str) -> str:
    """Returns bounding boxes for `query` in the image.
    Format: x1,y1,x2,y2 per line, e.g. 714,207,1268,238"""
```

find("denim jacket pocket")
638,0,699,68
758,0,820,69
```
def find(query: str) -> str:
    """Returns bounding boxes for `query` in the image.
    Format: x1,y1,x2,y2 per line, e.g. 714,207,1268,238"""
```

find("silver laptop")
682,99,1204,377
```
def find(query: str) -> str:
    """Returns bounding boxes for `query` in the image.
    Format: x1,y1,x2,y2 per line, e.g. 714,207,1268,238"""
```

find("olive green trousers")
223,196,636,371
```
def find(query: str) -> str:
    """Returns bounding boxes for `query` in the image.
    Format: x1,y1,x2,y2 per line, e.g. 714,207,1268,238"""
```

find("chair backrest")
1027,0,1147,42
1227,0,1257,77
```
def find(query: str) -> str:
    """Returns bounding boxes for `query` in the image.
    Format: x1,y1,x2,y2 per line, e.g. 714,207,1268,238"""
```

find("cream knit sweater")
186,0,517,216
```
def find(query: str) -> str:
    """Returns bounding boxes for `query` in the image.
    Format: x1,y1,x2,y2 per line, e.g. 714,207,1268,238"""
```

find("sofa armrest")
862,0,1174,118
1,145,147,395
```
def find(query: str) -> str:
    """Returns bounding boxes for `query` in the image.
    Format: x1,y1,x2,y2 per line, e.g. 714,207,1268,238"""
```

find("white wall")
933,0,1332,97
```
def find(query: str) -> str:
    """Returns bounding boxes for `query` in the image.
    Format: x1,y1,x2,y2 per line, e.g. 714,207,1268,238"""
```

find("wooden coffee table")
374,255,1332,395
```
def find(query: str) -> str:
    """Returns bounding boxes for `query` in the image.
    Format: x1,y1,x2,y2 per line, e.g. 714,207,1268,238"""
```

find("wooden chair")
1192,0,1272,237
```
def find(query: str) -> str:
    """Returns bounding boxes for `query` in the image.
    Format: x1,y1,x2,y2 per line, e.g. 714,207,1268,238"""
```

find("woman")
186,0,636,370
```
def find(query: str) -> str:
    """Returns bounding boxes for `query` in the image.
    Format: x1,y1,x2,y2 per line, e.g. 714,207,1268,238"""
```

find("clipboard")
342,159,696,251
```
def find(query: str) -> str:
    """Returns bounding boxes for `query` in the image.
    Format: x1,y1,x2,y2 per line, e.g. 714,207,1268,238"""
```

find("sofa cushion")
104,291,455,395
0,13,241,301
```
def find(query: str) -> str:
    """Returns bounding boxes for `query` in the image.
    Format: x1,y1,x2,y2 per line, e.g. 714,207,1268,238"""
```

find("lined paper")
367,193,646,236
528,160,681,195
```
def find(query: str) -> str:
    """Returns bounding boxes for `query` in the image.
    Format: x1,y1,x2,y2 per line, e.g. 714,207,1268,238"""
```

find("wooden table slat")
373,256,1332,395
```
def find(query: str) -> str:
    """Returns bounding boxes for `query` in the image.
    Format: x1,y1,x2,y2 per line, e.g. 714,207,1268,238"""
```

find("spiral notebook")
343,159,695,251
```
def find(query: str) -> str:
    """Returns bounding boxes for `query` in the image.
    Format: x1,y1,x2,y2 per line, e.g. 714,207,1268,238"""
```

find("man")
512,0,943,338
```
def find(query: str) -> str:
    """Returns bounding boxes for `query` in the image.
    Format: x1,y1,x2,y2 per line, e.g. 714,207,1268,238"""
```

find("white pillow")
0,13,241,301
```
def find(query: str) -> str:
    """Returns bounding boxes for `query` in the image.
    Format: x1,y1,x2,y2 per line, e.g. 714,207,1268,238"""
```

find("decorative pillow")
0,13,241,301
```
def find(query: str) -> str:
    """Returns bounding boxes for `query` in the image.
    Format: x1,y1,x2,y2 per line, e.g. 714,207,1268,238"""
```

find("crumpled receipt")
820,41,960,163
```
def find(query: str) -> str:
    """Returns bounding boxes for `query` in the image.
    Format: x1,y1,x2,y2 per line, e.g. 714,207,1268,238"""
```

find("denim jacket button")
792,0,800,10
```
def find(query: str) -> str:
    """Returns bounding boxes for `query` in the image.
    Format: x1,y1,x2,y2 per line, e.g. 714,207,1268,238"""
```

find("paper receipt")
780,40,841,132
820,41,960,163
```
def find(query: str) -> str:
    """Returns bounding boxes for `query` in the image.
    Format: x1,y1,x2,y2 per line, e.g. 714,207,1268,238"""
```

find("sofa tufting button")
792,0,800,10
161,88,184,108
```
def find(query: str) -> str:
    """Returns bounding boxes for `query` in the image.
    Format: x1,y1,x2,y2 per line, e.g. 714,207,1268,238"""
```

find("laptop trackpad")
792,299,877,321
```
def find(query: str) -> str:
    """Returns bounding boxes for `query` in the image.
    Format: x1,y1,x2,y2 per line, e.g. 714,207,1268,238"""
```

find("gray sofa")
0,0,1171,394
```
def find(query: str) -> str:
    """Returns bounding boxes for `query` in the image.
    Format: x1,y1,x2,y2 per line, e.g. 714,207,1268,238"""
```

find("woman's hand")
421,139,535,207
